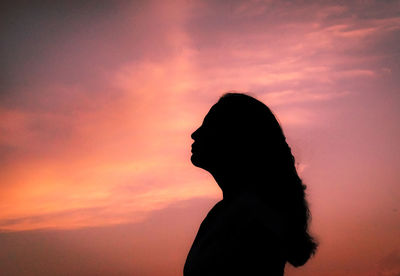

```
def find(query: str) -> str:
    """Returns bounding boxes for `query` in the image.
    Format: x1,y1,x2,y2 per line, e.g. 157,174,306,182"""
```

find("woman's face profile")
190,98,257,176
190,104,225,172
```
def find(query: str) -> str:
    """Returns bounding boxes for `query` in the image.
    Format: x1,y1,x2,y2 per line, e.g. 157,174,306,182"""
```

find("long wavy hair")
216,92,318,267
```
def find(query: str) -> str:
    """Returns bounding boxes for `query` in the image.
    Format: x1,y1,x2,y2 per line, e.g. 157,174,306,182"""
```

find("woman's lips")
191,143,198,153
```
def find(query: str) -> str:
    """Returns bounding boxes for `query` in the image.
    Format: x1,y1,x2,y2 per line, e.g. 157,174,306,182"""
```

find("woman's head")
191,92,317,266
191,93,287,180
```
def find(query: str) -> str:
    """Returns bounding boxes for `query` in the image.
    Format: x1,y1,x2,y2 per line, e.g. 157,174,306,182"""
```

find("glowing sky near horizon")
1,0,399,275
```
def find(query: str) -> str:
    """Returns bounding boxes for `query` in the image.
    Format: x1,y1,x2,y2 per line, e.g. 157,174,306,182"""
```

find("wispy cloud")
1,0,400,275
0,7,399,276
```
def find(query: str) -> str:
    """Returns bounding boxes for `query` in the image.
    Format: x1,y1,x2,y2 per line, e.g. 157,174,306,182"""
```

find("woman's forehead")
203,104,222,123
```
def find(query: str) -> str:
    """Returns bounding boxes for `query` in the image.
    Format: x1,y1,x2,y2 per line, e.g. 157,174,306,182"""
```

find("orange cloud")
1,1,399,275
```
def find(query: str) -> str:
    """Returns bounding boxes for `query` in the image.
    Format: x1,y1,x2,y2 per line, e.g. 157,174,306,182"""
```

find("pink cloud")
1,0,399,275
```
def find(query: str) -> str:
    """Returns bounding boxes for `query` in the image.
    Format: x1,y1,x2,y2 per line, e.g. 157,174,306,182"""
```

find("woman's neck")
211,171,255,201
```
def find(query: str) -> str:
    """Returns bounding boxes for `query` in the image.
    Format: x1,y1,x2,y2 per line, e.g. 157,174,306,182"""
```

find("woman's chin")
191,154,204,168
190,154,199,165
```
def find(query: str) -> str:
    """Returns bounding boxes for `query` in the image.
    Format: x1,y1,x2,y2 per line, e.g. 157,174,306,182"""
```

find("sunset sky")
1,0,399,275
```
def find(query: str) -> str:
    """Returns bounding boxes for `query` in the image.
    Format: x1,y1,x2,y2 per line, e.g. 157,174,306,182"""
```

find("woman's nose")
191,127,201,140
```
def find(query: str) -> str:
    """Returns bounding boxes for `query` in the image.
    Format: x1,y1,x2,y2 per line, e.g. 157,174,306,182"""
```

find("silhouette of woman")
184,93,317,276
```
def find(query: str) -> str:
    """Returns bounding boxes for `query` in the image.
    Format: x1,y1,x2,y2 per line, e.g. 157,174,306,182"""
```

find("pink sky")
1,0,399,275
